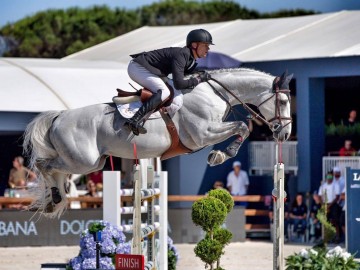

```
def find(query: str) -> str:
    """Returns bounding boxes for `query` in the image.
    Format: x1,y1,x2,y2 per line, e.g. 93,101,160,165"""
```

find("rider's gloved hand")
197,71,211,83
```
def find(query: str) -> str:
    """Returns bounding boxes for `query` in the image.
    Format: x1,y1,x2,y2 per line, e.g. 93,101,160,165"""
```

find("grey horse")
23,68,292,217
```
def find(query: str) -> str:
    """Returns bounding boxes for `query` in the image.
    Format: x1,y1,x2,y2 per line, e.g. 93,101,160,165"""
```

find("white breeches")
128,61,170,101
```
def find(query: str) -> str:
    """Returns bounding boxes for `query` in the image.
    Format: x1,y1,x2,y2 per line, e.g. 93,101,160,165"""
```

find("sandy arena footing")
0,241,312,270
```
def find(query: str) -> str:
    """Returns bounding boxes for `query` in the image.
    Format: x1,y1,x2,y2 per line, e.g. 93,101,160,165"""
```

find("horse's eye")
280,99,288,106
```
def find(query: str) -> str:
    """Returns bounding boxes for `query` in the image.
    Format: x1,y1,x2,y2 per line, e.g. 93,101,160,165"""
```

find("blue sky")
1,0,360,27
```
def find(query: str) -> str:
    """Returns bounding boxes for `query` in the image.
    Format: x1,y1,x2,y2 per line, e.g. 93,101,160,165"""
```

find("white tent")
0,58,133,112
1,10,360,114
65,10,360,63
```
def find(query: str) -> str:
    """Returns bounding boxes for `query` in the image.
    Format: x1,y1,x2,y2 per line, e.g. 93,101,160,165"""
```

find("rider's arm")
171,53,199,89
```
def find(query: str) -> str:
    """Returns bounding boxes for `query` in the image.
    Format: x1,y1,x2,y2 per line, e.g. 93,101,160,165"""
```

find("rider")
124,29,214,135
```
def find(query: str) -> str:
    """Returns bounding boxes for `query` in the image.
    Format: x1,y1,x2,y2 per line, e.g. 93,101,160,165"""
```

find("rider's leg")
125,61,170,135
124,90,162,135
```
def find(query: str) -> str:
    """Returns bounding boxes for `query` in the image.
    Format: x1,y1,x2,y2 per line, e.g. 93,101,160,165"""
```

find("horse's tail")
23,110,61,171
23,110,64,218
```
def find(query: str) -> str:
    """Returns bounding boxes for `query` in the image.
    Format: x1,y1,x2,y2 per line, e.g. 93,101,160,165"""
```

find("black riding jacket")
131,47,199,89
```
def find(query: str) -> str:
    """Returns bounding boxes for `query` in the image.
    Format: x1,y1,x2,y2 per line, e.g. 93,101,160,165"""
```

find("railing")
0,195,269,232
248,141,298,175
322,156,360,180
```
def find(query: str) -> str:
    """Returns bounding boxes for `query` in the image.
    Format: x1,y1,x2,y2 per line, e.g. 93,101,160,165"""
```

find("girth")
159,109,192,160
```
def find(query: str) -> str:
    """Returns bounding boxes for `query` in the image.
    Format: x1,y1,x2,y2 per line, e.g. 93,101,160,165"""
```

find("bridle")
207,76,292,135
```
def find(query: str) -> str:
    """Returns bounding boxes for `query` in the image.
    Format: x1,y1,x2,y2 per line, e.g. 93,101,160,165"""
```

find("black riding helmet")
186,29,214,47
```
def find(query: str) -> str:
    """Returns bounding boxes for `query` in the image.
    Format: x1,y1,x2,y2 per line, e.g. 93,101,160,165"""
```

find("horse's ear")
280,72,294,89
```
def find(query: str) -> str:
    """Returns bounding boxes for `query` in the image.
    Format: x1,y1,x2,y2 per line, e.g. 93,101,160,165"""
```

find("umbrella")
196,51,242,70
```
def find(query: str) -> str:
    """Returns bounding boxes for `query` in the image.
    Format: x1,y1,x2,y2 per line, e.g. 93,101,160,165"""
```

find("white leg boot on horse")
207,122,250,166
124,90,163,136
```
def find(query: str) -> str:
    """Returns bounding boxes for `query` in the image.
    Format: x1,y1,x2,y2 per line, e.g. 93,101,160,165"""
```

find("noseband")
207,76,292,134
257,76,292,134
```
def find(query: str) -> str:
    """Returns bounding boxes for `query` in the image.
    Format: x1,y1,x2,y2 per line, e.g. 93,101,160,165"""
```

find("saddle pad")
117,87,184,119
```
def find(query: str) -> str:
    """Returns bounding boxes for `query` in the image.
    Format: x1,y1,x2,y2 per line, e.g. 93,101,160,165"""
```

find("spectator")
8,156,36,188
318,171,341,242
343,109,358,127
86,170,103,185
213,180,225,190
226,161,249,206
289,193,307,236
309,191,322,243
338,139,357,156
84,180,101,208
333,166,345,192
85,180,99,197
339,187,346,243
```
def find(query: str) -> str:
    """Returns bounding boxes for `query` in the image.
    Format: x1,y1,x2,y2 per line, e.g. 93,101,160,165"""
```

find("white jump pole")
272,143,285,270
158,170,168,270
132,164,142,255
103,171,121,227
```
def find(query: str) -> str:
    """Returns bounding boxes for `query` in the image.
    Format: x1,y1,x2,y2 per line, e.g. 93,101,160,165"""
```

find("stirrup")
124,121,147,136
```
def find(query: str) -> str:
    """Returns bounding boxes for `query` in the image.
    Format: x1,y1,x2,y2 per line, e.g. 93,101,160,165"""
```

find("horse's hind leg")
207,121,250,166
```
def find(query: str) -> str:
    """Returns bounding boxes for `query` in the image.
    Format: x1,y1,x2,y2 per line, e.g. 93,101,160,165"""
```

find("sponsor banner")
0,209,102,246
346,168,360,258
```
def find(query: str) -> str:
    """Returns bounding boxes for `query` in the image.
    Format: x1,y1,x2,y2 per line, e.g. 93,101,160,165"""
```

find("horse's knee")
239,122,250,138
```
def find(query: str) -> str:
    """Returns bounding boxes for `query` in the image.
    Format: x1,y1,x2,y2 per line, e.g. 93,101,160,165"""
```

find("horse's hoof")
51,187,62,204
207,150,226,166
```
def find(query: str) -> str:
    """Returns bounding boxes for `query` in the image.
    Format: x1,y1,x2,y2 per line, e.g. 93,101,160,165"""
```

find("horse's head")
255,71,293,141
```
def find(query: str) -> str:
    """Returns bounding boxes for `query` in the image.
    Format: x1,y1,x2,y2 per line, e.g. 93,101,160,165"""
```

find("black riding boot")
124,90,163,135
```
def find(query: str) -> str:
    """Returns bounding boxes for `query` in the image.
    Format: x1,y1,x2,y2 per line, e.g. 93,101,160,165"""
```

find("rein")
207,77,292,133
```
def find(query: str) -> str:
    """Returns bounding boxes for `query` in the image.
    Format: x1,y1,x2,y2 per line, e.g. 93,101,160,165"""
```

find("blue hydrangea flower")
116,242,131,254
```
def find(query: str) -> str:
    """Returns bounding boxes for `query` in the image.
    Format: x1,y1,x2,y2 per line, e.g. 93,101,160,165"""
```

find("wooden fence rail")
0,195,270,232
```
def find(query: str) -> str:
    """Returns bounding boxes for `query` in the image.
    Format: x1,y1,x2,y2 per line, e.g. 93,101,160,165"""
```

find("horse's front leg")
207,121,249,166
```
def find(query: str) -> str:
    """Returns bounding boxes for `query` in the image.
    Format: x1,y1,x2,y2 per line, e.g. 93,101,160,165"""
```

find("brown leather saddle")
116,84,192,160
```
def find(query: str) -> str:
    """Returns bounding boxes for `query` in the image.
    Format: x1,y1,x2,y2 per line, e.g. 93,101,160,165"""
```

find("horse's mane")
186,67,272,79
207,67,272,76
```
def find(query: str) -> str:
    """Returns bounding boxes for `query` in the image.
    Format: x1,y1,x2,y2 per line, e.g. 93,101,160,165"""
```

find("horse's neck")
210,70,274,106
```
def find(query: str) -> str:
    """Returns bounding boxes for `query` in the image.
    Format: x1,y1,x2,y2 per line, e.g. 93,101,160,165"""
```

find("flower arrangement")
67,220,179,270
168,236,179,270
67,220,131,270
285,246,358,270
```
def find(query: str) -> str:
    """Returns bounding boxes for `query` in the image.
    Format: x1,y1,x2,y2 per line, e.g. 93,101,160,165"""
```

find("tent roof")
65,10,360,63
0,58,134,112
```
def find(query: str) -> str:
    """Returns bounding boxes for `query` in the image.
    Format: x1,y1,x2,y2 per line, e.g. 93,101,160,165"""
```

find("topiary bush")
192,189,234,270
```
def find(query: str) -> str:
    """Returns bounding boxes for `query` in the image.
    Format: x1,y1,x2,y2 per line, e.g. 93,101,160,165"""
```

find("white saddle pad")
117,87,183,119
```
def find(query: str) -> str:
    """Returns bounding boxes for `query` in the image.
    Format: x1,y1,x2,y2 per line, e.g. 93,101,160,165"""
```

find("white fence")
248,141,298,175
322,156,360,181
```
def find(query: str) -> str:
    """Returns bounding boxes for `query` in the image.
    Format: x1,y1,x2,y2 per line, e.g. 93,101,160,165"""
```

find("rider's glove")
198,71,211,83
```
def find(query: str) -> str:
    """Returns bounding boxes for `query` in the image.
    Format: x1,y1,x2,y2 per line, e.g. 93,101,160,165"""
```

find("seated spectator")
268,198,290,241
86,170,103,185
213,180,225,190
339,139,357,156
309,191,322,242
85,180,99,197
8,156,36,188
84,180,101,208
343,109,358,127
289,193,307,235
